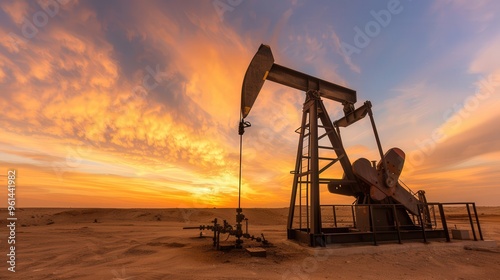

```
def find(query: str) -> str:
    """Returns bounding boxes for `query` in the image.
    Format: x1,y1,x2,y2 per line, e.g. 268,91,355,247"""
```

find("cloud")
397,38,500,205
0,1,29,25
431,0,496,29
282,19,360,77
1,0,319,208
329,27,361,74
411,110,500,174
469,37,500,76
0,1,234,166
1,1,497,208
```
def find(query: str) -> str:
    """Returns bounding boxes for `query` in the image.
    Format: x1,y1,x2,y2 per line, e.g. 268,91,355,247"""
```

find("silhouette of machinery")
184,44,483,249
240,44,444,246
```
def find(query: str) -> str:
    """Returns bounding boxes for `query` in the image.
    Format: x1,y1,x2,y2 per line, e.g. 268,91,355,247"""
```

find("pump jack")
240,44,454,246
183,44,483,249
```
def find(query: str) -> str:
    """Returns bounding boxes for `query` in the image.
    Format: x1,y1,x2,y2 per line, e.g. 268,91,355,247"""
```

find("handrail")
316,202,483,244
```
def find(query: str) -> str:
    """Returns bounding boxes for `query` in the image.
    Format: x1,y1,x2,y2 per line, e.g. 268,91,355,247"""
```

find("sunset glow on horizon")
1,0,499,208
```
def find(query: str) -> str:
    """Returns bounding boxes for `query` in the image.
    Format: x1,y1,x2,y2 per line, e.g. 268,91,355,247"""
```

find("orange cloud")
399,72,500,205
1,1,498,209
0,1,251,207
0,1,29,25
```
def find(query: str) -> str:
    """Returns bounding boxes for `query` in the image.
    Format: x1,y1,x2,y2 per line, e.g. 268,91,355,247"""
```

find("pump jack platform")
240,44,483,247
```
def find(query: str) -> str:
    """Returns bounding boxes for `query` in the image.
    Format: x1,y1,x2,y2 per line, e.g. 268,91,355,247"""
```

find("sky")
0,0,499,208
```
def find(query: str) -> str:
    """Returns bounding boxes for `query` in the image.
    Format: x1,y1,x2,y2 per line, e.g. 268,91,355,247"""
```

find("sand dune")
0,207,499,279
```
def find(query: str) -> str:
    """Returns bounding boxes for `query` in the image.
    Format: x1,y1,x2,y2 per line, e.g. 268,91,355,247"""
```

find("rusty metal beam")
334,101,371,128
266,63,357,104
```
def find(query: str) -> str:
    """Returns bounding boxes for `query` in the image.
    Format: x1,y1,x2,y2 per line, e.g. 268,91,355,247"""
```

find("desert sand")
1,207,499,279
